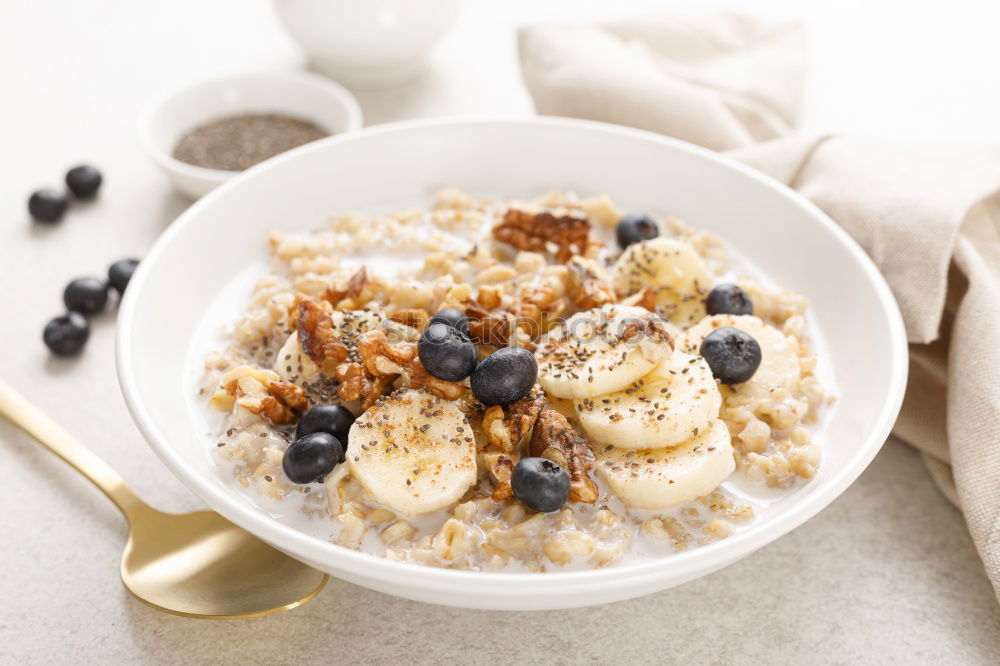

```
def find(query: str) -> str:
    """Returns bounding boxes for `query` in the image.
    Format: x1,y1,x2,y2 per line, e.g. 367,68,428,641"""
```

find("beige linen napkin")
519,11,1000,599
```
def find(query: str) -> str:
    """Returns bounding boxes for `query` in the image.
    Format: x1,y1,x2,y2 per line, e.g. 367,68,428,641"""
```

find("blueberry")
615,213,660,249
418,323,478,382
65,165,103,199
295,403,355,442
28,189,68,223
63,277,108,315
705,284,753,316
282,432,343,484
700,326,762,384
470,346,537,406
511,457,570,513
428,307,470,337
43,312,90,356
108,258,140,294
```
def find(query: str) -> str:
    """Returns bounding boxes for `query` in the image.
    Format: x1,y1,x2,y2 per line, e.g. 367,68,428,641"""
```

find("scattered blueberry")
108,258,140,294
428,307,470,338
705,284,753,316
295,404,355,442
615,213,660,249
65,165,103,199
511,457,571,513
700,326,762,384
282,432,343,484
28,189,68,223
43,312,90,356
418,323,478,382
470,346,537,406
63,277,108,315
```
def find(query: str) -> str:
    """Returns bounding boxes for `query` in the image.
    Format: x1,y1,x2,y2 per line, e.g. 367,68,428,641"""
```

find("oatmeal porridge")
196,189,833,572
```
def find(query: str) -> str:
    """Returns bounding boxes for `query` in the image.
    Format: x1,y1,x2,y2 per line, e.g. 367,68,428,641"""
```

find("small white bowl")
274,0,461,87
138,70,363,199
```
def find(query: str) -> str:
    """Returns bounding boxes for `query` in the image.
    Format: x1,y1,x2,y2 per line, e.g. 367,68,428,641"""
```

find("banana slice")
595,420,734,510
273,333,320,382
575,351,721,449
612,237,713,326
678,315,801,398
536,304,673,400
346,389,476,516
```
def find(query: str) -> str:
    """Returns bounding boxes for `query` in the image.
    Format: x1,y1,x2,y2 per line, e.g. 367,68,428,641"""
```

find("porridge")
198,190,832,572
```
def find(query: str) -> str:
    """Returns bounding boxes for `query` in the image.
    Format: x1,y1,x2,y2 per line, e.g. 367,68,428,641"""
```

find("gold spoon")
0,379,328,619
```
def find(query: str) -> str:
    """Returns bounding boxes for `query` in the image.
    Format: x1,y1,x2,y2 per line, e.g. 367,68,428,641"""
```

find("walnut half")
567,256,616,310
493,208,590,263
529,410,598,504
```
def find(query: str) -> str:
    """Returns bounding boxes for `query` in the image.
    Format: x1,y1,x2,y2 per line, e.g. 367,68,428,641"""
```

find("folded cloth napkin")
520,11,1000,600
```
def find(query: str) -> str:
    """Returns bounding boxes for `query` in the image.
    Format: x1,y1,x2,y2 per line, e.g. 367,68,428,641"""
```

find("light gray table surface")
1,1,998,663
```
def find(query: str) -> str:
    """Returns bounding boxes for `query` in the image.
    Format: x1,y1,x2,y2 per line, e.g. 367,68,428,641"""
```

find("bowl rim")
136,69,364,185
117,116,908,593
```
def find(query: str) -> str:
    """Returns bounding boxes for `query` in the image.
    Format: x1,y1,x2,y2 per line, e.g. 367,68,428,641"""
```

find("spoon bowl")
122,505,327,618
0,378,328,619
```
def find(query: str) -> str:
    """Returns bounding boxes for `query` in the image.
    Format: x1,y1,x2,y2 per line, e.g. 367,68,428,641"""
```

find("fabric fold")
518,11,1000,601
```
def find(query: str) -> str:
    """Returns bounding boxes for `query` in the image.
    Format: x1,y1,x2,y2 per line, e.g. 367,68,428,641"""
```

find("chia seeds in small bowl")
173,113,330,172
139,71,363,199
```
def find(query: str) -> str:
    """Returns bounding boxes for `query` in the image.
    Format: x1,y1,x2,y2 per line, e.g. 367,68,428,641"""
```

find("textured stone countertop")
1,1,997,663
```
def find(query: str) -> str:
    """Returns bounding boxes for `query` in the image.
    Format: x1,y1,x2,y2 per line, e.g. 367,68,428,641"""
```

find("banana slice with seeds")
595,419,734,510
346,389,477,516
678,314,801,398
575,351,721,449
612,237,713,326
536,304,673,400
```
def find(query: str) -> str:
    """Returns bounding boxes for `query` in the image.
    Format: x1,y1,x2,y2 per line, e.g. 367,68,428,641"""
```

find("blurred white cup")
274,0,461,88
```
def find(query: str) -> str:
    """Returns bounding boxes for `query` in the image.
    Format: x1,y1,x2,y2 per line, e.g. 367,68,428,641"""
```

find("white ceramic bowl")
117,118,907,610
138,70,363,199
273,0,461,87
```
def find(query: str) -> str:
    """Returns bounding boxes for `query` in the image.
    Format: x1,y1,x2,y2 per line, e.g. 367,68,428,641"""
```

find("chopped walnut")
326,266,368,308
336,362,393,409
356,328,417,376
482,385,545,453
337,328,464,406
252,380,308,424
463,297,514,347
493,208,590,263
482,385,545,501
297,298,348,374
463,283,562,346
567,256,616,310
211,365,308,425
388,308,429,331
484,451,517,502
403,358,465,401
529,410,598,504
508,284,564,340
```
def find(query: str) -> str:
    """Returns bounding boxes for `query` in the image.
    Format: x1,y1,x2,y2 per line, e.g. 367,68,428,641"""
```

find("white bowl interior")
140,71,362,197
118,119,906,610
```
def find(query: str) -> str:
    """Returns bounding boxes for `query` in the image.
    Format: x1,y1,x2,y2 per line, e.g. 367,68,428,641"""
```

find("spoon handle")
0,378,145,521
